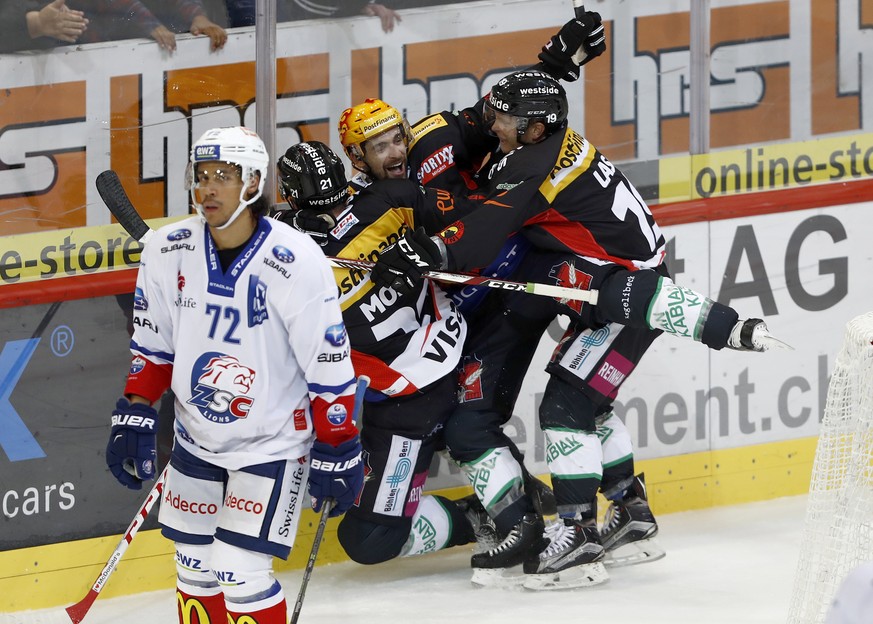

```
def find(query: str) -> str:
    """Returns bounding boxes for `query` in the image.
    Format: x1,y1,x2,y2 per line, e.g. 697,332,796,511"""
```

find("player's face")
193,163,245,228
361,126,408,180
489,110,524,153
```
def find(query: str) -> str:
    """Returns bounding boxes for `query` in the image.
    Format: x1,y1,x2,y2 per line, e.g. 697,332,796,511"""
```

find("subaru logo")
324,323,347,347
167,228,192,241
273,245,295,263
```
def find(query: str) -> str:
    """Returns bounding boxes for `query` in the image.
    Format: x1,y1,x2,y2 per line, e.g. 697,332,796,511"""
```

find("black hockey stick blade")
96,170,152,243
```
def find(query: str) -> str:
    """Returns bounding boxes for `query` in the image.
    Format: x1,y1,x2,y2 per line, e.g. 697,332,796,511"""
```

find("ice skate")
470,512,546,588
521,519,608,590
455,494,499,554
600,474,665,567
727,318,793,352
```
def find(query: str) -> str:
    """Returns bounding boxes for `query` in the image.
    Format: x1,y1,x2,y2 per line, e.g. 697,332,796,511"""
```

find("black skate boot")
521,518,608,590
470,512,547,588
600,473,665,567
455,494,499,553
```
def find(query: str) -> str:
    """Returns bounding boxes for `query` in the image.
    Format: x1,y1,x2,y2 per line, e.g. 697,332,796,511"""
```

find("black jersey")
436,126,667,273
405,61,564,198
321,179,468,398
406,99,496,197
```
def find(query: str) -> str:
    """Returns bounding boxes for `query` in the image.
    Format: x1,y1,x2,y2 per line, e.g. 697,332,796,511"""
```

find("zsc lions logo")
167,228,192,241
187,352,256,423
272,245,295,263
324,323,347,347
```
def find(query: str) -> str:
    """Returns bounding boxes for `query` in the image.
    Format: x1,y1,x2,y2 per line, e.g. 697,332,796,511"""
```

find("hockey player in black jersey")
273,140,502,566
336,12,606,199
371,69,791,590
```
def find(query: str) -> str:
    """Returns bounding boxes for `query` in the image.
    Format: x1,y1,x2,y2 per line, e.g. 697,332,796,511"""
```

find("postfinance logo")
0,338,45,462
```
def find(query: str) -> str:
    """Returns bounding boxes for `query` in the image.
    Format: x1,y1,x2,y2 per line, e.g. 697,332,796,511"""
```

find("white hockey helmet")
187,126,270,230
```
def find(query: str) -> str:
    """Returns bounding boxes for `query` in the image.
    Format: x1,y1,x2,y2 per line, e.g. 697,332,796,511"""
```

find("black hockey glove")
371,227,442,296
538,12,606,82
273,208,336,246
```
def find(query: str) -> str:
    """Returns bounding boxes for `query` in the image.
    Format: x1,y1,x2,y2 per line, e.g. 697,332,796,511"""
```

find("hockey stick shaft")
573,0,585,17
95,169,598,305
325,257,598,305
289,375,370,624
65,465,169,623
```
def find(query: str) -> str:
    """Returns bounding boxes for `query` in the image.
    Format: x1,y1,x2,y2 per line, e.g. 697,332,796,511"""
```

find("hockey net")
786,311,873,624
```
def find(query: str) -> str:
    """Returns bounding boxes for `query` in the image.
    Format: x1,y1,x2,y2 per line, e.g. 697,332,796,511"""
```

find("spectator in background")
224,0,400,33
0,0,89,53
71,0,226,52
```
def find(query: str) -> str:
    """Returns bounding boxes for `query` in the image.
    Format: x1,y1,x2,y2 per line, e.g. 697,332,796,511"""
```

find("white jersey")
127,215,357,471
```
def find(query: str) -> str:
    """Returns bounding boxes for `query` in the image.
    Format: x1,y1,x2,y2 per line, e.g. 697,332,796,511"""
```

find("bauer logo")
167,228,192,241
193,145,219,161
133,287,148,311
326,403,348,426
324,323,347,347
187,352,256,424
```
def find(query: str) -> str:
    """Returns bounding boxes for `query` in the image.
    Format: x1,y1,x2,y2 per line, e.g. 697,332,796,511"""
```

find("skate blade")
521,562,609,591
758,332,794,351
604,538,666,568
471,565,526,589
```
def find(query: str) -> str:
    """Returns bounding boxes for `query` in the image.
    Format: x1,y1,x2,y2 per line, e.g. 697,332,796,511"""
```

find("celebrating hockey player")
104,127,364,624
370,70,791,590
274,140,504,564
336,12,606,199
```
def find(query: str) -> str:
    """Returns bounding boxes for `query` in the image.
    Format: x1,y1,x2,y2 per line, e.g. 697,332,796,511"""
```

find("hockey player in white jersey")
104,126,364,624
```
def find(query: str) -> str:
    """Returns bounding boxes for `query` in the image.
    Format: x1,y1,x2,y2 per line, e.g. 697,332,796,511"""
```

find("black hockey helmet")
277,141,349,212
485,69,568,137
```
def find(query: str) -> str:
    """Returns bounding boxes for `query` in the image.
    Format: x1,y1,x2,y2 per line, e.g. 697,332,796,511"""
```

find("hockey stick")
65,464,169,623
571,0,588,64
95,169,598,305
95,170,153,245
289,375,370,624
323,256,598,305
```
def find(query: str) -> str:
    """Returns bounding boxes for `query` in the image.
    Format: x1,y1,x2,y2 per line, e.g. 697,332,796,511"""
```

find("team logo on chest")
187,352,257,423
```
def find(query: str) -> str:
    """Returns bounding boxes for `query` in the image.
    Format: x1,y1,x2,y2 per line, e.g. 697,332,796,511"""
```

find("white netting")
787,312,873,624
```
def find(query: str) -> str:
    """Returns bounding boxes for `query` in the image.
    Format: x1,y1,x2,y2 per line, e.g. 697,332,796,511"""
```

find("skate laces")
603,504,621,531
541,520,575,558
485,525,522,556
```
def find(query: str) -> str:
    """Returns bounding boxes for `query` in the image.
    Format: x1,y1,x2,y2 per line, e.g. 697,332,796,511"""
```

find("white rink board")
428,200,873,487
